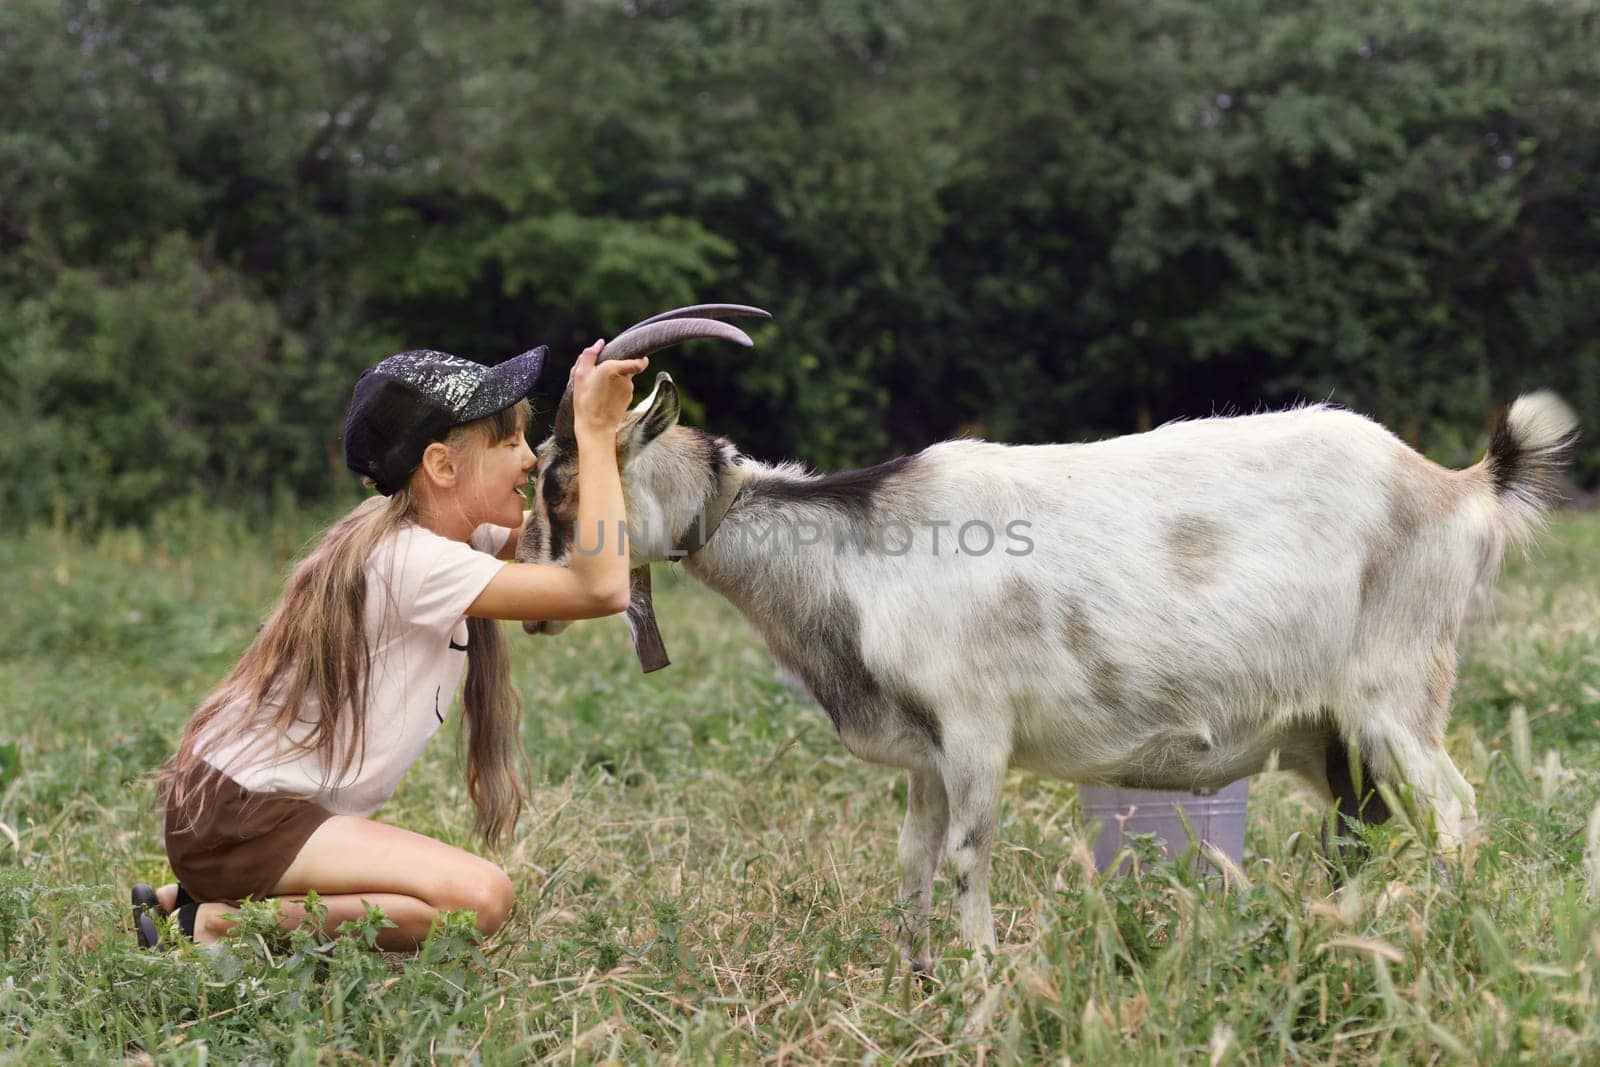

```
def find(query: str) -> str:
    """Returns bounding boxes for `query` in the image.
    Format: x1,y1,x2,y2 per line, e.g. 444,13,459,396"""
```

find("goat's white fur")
533,388,1578,962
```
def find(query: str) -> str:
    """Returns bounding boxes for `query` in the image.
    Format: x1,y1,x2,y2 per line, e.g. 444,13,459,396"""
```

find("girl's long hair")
161,401,531,846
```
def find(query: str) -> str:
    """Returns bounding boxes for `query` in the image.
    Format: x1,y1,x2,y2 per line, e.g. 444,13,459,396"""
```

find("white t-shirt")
196,520,513,816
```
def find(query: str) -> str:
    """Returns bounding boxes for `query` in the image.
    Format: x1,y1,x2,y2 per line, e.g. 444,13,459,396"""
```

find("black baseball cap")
342,346,548,496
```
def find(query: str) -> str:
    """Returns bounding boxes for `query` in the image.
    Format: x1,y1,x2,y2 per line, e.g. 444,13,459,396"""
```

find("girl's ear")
418,441,459,488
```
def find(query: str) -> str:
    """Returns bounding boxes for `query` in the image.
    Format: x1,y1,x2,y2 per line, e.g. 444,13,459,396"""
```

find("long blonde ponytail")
462,614,525,845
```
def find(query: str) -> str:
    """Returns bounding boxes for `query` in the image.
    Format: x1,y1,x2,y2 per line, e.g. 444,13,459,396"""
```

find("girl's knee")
478,865,515,934
439,863,514,934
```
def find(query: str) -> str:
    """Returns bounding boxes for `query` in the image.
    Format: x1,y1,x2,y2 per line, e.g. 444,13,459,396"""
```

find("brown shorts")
163,763,336,903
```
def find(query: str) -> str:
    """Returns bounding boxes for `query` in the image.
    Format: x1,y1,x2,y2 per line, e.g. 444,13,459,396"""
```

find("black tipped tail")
1486,392,1579,544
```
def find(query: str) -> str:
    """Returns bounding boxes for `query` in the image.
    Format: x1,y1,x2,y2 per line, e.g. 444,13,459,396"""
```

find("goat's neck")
684,453,903,607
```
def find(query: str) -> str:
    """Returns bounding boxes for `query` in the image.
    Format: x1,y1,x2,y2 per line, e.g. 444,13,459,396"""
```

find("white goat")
517,309,1579,964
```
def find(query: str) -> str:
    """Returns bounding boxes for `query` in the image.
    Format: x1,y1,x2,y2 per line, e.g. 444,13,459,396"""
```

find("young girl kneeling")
136,339,644,949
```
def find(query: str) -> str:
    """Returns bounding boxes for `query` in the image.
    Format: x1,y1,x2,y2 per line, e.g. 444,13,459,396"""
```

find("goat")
517,308,1579,965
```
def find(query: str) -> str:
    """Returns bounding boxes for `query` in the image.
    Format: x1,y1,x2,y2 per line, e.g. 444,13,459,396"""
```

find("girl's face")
458,424,537,529
412,401,536,536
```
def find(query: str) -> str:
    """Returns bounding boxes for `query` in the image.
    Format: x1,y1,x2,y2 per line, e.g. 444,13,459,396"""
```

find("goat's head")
516,304,768,671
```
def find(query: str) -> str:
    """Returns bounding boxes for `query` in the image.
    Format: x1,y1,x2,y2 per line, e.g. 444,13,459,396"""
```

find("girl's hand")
570,340,649,438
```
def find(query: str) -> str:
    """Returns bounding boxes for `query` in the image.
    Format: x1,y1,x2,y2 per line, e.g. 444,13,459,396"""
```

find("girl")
134,339,645,949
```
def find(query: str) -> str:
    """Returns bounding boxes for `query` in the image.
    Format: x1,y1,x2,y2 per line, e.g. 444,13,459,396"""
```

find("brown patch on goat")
1359,447,1476,610
1005,577,1046,637
1088,660,1124,708
972,576,1046,641
1060,600,1092,658
526,448,583,563
1357,679,1390,703
540,454,581,525
1060,599,1124,708
1163,514,1225,586
1155,673,1193,716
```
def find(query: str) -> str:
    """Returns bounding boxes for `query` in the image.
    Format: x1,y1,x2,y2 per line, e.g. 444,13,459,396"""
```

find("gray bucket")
1078,778,1250,875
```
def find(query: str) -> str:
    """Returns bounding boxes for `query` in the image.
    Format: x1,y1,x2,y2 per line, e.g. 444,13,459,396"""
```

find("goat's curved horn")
620,303,772,334
601,317,753,363
553,315,759,444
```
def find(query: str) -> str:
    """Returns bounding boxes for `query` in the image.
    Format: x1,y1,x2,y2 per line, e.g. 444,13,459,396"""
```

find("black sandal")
132,883,199,948
131,884,161,948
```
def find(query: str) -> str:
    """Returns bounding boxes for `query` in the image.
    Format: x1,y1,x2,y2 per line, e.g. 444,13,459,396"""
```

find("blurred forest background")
2,0,1597,528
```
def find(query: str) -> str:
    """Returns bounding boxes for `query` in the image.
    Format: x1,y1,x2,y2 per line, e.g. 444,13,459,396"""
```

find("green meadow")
1,505,1597,1064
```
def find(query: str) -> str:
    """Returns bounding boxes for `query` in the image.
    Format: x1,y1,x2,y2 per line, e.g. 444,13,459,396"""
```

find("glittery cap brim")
459,346,548,423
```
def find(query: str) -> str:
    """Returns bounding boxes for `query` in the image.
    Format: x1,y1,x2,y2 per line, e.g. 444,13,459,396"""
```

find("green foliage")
1,0,1597,521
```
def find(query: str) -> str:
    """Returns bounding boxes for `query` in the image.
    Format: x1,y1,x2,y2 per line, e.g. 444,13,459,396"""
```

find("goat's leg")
1321,734,1392,856
1343,643,1476,851
897,769,949,972
1357,721,1476,851
941,750,1006,953
1426,745,1479,846
1437,753,1479,835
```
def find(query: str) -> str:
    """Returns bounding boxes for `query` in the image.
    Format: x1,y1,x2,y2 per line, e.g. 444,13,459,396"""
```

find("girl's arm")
467,561,631,621
495,511,530,561
469,341,645,621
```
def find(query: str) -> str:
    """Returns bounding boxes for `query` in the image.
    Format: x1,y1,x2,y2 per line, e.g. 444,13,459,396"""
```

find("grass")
0,499,1597,1064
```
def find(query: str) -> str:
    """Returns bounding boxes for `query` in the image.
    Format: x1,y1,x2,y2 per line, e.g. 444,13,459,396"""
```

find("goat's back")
848,405,1496,782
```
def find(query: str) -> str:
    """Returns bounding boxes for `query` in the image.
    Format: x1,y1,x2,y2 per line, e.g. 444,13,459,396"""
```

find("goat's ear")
624,372,681,451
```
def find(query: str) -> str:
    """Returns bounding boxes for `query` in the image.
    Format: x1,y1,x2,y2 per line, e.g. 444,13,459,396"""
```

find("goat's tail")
1484,391,1579,547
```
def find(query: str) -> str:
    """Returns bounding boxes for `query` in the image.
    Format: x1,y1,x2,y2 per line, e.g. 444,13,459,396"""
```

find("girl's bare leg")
151,884,419,947
190,893,445,947
183,816,517,951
